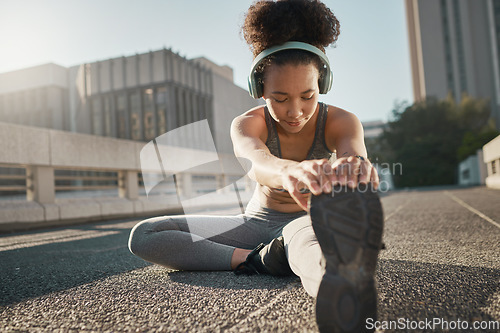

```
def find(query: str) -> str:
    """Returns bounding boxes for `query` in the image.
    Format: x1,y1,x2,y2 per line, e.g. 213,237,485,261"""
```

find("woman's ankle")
230,248,252,270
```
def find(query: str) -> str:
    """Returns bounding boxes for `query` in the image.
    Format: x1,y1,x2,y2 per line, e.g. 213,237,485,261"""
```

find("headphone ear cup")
256,80,263,98
318,74,326,94
248,72,264,99
319,68,333,94
248,75,257,99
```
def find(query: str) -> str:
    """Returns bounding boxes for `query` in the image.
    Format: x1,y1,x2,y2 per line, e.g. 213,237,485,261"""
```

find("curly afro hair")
242,0,340,57
242,0,340,88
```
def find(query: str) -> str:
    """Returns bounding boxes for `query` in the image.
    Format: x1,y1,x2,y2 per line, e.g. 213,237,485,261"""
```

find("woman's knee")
128,216,182,256
128,219,151,256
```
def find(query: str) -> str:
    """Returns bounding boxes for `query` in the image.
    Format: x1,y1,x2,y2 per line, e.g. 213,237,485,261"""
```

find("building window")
175,87,184,127
115,94,127,139
452,0,467,94
440,0,455,98
156,86,168,134
129,91,141,141
494,0,500,74
493,160,497,174
143,88,155,141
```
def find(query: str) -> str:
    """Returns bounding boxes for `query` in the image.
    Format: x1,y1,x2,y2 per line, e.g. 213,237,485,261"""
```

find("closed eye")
273,97,287,103
302,95,314,100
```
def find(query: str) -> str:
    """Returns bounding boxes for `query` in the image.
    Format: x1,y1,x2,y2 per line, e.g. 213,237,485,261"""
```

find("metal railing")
0,164,29,195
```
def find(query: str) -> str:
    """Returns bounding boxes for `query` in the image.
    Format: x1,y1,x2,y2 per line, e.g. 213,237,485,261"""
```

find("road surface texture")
1,186,499,332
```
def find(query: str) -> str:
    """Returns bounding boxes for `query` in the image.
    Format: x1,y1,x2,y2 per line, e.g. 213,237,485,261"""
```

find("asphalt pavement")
0,186,499,332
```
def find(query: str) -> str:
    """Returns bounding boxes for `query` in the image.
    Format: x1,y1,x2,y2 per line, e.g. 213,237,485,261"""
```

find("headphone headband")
247,41,333,99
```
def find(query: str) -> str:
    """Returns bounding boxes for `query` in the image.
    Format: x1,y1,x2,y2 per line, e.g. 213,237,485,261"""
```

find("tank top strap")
264,106,282,158
265,103,332,160
307,102,333,160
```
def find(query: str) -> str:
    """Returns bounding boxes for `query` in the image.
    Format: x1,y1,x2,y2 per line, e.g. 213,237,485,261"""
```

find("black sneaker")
234,236,294,276
309,183,384,333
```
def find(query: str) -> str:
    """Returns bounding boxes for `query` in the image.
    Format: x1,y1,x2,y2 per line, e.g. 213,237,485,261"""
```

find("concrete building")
0,63,70,131
362,120,386,139
360,120,395,191
0,49,261,153
483,134,500,189
458,149,488,186
405,0,500,127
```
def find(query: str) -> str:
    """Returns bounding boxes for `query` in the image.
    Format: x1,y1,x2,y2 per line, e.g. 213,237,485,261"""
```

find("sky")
0,0,413,122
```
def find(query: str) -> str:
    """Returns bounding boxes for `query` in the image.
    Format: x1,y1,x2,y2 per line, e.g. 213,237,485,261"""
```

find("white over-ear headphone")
247,41,333,99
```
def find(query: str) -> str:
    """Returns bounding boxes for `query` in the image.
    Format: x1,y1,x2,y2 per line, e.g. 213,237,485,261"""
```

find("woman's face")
262,63,320,134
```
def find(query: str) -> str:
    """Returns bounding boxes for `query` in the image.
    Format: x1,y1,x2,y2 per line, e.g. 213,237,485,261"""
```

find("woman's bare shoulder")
231,105,268,141
234,105,266,121
326,105,359,122
325,104,364,148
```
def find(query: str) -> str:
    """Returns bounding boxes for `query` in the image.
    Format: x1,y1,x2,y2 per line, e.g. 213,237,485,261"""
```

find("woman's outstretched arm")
326,106,380,189
231,108,333,210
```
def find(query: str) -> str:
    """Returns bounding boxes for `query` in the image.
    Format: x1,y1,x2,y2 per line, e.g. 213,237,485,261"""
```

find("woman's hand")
281,159,334,211
281,156,379,211
330,156,379,190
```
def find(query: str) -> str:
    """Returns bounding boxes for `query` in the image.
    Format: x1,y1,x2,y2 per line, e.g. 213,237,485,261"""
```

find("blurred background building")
405,0,500,128
0,48,261,154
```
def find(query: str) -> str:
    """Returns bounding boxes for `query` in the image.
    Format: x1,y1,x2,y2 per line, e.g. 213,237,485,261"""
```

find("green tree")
456,94,499,161
377,95,498,188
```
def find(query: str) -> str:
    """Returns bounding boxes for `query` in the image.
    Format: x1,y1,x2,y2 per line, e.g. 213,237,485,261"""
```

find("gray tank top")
264,102,335,162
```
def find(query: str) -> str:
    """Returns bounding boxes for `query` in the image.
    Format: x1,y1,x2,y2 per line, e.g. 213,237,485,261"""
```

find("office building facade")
0,49,261,153
405,0,500,127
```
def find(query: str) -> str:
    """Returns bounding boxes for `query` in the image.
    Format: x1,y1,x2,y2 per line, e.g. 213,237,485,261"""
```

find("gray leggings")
128,197,325,297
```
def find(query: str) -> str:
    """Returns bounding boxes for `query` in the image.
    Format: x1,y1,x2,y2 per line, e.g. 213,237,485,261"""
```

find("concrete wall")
0,63,69,95
483,134,500,189
0,64,70,131
0,121,250,174
0,122,141,170
210,72,265,154
458,150,487,186
0,121,252,231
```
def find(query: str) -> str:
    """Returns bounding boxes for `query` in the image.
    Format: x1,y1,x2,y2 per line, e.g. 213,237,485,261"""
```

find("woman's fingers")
371,165,380,190
333,157,360,188
330,156,378,189
289,188,309,211
285,157,379,200
301,159,332,193
282,157,380,210
299,175,321,195
358,159,371,184
281,173,309,210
